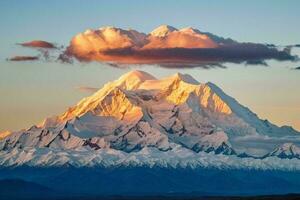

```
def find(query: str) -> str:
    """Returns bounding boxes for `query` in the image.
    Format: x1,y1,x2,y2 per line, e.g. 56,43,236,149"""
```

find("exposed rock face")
264,143,300,159
0,70,299,167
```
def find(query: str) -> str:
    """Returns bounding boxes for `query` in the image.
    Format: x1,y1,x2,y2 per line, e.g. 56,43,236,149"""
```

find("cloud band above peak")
63,25,296,65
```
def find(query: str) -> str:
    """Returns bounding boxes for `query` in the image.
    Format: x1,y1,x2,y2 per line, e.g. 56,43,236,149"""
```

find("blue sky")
0,0,299,132
1,0,300,47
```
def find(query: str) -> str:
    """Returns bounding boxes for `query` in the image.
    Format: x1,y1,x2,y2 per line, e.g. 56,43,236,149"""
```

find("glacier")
0,70,300,169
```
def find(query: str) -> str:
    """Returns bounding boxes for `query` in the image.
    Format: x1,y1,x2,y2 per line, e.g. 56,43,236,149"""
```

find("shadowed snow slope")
0,70,299,168
264,143,300,159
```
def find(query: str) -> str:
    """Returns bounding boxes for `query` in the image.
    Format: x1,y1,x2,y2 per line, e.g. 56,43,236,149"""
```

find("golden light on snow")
0,130,11,140
45,70,234,128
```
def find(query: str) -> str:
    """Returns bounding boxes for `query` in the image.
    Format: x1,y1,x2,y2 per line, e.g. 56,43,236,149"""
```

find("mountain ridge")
0,70,299,168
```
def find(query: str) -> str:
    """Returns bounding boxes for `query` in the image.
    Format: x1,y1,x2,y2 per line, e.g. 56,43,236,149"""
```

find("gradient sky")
0,0,299,132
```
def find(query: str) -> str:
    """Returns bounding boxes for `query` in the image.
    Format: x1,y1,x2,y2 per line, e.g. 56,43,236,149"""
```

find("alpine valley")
1,70,300,198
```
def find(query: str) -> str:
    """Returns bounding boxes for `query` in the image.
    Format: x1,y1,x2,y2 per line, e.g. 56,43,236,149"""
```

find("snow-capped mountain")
0,70,299,168
0,130,11,140
264,143,300,159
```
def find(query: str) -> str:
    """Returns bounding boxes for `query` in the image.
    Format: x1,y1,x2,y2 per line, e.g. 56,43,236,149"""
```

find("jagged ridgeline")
0,70,299,168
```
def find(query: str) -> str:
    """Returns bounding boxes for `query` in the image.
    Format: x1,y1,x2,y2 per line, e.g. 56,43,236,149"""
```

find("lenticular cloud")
63,25,296,65
18,40,57,49
8,56,39,61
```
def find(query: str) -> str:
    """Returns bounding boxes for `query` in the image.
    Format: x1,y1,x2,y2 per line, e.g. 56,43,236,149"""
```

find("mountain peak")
172,72,199,85
1,71,300,168
114,70,156,90
265,143,300,159
0,130,11,140
99,26,121,31
280,143,300,152
56,70,156,122
180,27,201,34
150,25,178,37
119,70,156,82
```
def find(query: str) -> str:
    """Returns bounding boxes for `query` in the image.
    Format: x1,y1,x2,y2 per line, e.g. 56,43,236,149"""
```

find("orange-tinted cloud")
144,26,218,49
8,56,39,61
64,25,296,65
66,44,294,65
75,86,98,93
19,40,56,49
10,40,66,63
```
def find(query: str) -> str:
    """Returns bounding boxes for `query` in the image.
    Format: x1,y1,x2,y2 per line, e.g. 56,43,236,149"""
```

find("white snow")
1,70,300,169
267,143,300,158
0,145,300,170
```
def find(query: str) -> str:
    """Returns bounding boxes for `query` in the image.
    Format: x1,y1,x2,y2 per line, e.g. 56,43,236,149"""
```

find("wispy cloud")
10,40,67,63
8,56,39,61
75,86,98,93
18,40,57,49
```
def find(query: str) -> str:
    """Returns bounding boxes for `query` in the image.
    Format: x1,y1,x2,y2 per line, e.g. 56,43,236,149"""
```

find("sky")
0,0,299,132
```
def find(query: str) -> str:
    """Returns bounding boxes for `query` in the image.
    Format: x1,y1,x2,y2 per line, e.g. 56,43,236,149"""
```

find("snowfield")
0,145,300,170
0,70,299,169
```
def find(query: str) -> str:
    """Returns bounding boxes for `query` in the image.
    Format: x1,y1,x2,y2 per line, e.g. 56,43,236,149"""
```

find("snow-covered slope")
0,70,299,168
264,143,300,159
0,130,11,139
